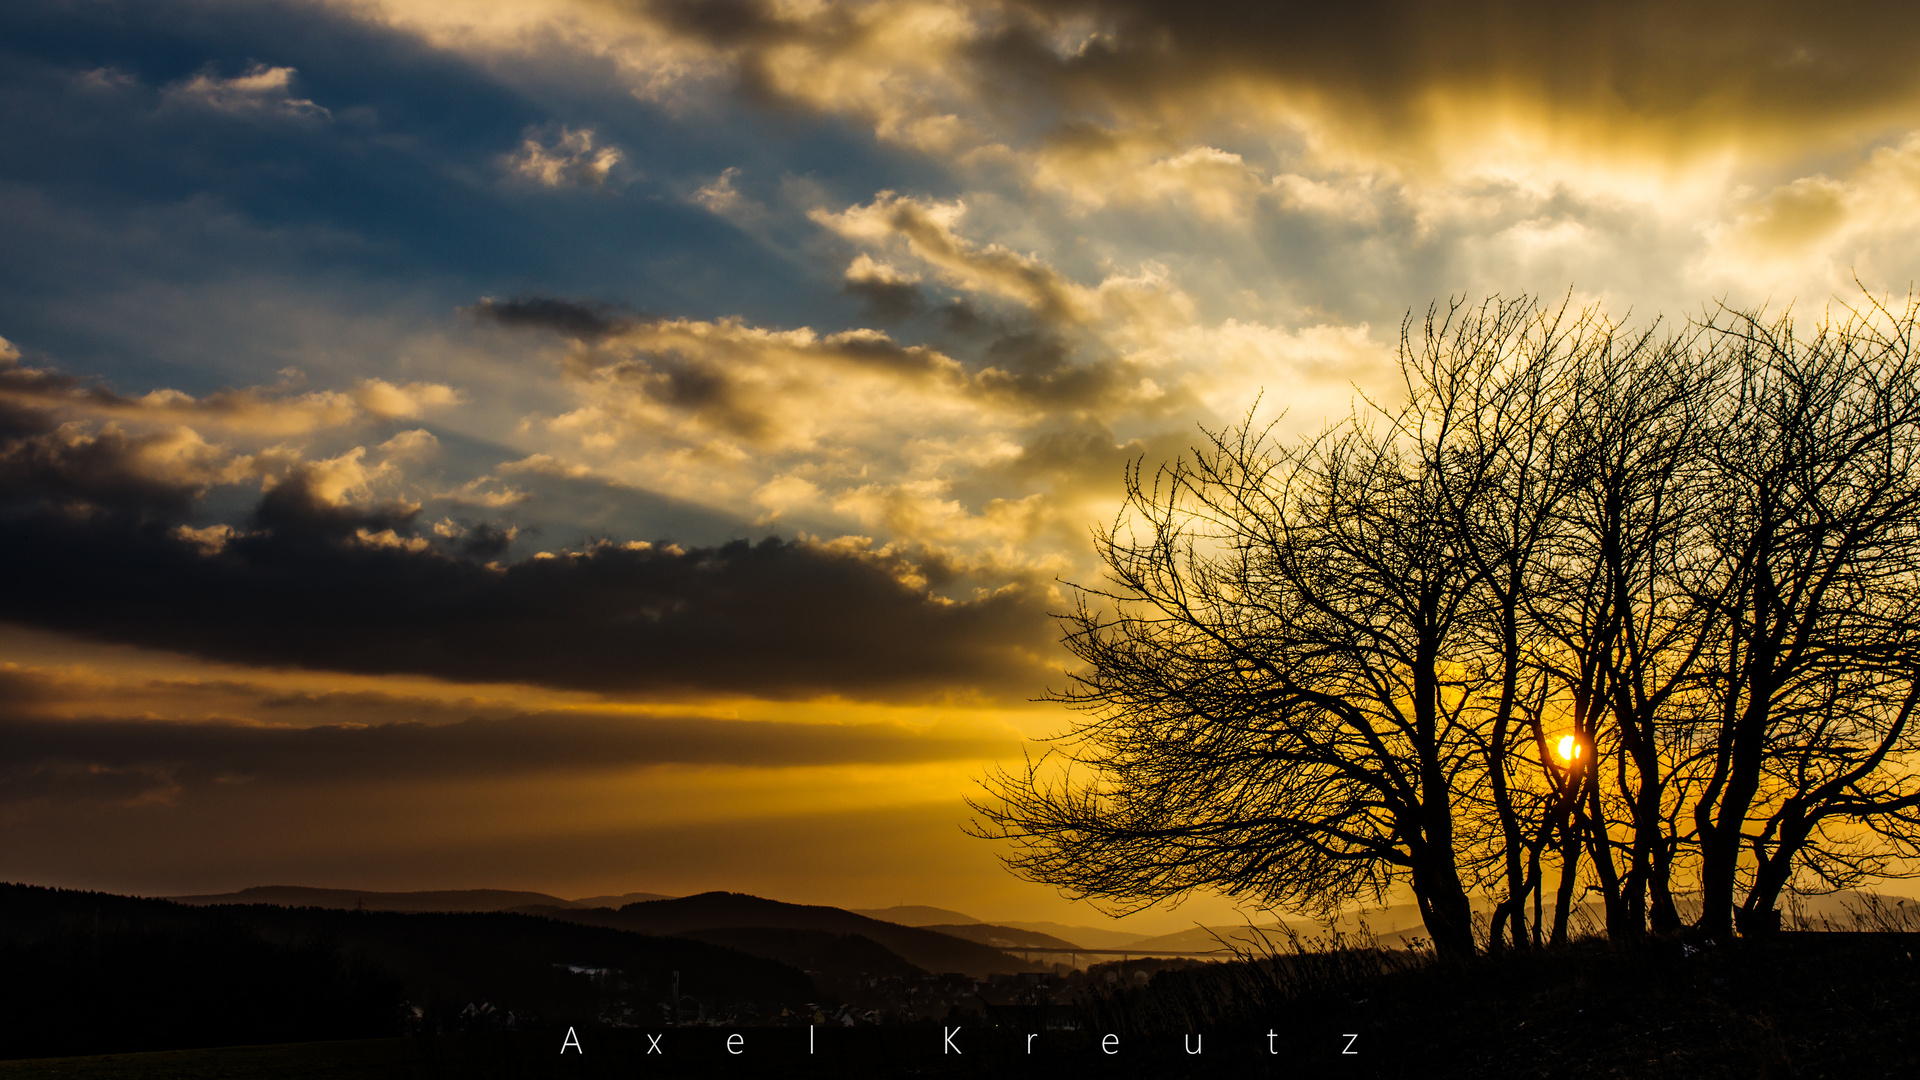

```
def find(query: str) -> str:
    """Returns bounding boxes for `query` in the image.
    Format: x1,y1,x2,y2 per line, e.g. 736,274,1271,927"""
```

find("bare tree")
1521,323,1725,940
1401,298,1589,950
972,298,1605,958
973,290,1920,955
1688,297,1920,938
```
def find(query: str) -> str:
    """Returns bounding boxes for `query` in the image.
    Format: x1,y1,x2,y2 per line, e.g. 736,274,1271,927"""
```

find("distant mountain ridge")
168,885,671,912
995,921,1153,950
920,923,1084,951
573,892,678,908
849,904,979,926
524,891,1044,978
1,882,811,1060
848,907,1157,950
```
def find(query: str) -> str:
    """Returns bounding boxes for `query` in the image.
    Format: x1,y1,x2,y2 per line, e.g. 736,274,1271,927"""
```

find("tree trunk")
1616,706,1666,940
1551,819,1581,946
1738,811,1810,937
1648,838,1682,935
1699,691,1773,940
1412,846,1478,959
1531,845,1545,949
1583,766,1630,939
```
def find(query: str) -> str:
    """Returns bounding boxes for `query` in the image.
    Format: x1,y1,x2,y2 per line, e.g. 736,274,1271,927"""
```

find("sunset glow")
7,0,1920,931
1556,735,1582,764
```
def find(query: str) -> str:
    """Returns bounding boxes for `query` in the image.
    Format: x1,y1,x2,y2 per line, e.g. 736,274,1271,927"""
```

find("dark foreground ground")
3,931,1916,1079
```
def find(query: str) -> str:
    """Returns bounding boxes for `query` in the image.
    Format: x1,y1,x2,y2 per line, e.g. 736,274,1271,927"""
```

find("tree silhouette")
974,291,1920,953
1688,297,1920,938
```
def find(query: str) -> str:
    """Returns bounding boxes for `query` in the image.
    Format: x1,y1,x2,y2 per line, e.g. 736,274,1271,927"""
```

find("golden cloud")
347,0,1920,183
508,126,624,187
1,351,459,436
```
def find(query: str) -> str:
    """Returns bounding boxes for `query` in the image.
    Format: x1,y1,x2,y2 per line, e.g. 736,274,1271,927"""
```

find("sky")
7,0,1920,931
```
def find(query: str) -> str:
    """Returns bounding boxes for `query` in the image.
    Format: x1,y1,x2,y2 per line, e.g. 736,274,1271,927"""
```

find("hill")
571,891,674,908
530,892,1043,977
996,920,1153,950
0,882,810,1059
847,904,979,926
167,885,670,912
170,886,573,912
677,927,924,982
920,923,1084,951
834,906,1158,951
1120,921,1292,954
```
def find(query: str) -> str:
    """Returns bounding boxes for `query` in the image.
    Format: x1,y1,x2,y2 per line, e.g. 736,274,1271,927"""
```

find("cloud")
843,254,927,322
0,413,240,518
1009,2,1920,167
436,475,530,508
480,290,1175,510
497,452,594,479
541,313,972,448
163,63,330,120
0,362,263,519
356,0,1920,181
355,379,460,420
270,446,408,511
328,0,1920,344
445,519,519,559
1026,130,1273,219
0,467,1059,700
691,165,745,214
73,67,140,93
378,428,439,458
0,708,1016,808
469,296,633,341
0,354,489,561
814,193,1092,325
508,126,623,188
0,352,460,436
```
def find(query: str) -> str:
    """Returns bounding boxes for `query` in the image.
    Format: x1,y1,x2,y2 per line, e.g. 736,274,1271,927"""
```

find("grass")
1074,929,1920,1078
0,1039,421,1080
5,926,1918,1078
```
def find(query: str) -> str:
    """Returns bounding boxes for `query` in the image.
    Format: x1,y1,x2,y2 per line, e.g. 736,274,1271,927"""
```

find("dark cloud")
0,710,1017,806
0,668,62,709
0,476,1059,701
474,292,1144,419
250,468,417,540
823,330,951,375
249,687,507,721
648,0,799,49
898,297,1174,416
0,398,210,517
0,795,1006,909
1002,423,1141,484
456,521,516,561
0,351,153,416
978,1,1920,147
0,759,171,807
486,451,751,549
6,673,523,727
969,329,1139,412
937,300,989,337
481,297,968,440
627,0,1920,153
983,329,1070,375
467,297,634,342
969,334,1195,417
586,349,766,438
843,275,926,322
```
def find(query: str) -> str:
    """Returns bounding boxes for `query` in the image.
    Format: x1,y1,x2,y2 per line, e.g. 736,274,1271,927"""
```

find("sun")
1555,734,1584,763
